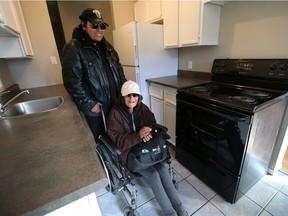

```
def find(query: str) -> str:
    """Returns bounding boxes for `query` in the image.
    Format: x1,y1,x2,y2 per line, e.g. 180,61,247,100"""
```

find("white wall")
178,1,288,72
6,1,63,89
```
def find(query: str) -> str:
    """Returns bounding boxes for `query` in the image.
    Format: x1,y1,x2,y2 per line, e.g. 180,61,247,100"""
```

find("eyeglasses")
126,94,139,98
90,23,107,30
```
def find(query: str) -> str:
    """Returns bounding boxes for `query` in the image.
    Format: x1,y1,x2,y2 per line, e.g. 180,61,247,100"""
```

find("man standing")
62,8,126,140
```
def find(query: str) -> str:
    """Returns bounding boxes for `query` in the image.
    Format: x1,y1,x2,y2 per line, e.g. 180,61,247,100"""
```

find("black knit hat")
79,8,108,26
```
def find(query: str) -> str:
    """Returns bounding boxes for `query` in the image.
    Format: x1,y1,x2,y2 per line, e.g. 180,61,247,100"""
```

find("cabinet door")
0,0,20,32
199,2,221,45
148,0,162,23
179,0,201,47
13,0,33,56
151,96,164,125
0,0,33,58
162,0,178,48
134,0,148,23
0,4,4,23
163,88,177,146
164,101,176,146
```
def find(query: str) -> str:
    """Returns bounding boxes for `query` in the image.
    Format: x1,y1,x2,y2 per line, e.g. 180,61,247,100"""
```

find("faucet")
0,90,11,97
0,90,11,112
0,89,30,113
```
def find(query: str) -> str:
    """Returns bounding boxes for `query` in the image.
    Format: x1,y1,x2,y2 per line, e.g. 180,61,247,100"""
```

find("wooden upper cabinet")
0,0,33,58
13,0,33,57
0,0,20,34
134,0,221,48
162,0,179,48
163,0,222,48
179,0,201,47
147,0,162,23
134,0,162,24
134,0,148,23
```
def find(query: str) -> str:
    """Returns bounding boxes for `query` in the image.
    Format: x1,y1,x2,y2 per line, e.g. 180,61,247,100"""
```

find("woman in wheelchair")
106,80,188,216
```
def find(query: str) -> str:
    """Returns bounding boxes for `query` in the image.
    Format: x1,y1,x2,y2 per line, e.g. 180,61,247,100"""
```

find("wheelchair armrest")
99,134,121,156
155,124,168,133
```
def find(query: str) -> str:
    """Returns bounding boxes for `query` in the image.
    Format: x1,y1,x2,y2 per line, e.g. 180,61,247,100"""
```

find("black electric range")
176,59,288,203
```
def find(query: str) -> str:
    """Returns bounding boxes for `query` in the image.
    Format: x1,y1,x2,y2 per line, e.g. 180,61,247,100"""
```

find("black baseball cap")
79,8,108,26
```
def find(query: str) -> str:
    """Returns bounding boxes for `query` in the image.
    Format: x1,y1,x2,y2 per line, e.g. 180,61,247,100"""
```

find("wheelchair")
95,116,177,216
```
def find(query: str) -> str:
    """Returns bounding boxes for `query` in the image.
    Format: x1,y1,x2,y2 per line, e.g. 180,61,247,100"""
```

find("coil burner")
243,90,271,99
230,96,258,104
189,84,218,93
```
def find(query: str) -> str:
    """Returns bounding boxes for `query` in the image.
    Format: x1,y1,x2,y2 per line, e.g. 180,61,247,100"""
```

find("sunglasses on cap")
125,94,139,98
90,23,107,30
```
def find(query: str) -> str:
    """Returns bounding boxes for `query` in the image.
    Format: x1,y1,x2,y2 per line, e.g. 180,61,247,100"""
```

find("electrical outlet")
188,60,193,70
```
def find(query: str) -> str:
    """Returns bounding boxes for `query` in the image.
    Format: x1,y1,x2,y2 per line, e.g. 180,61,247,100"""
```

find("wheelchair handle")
101,109,107,133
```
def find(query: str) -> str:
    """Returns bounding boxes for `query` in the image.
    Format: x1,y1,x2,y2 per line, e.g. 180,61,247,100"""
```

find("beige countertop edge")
23,178,108,216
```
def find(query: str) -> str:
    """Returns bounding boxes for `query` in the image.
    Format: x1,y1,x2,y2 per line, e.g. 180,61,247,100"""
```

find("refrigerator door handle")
134,45,139,67
136,67,140,89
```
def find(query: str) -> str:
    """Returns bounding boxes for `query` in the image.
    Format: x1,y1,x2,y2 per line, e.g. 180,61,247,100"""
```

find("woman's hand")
139,126,153,142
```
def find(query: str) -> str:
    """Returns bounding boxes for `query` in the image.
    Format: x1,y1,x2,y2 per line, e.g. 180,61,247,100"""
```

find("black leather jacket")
61,26,126,115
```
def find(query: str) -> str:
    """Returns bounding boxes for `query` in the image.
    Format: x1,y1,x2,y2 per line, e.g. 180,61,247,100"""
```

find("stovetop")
178,59,288,113
179,82,286,112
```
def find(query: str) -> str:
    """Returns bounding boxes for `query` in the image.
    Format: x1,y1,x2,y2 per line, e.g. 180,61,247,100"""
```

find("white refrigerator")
112,21,178,107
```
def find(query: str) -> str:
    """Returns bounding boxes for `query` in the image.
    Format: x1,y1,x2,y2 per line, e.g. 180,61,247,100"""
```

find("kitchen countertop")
146,71,211,89
0,84,106,216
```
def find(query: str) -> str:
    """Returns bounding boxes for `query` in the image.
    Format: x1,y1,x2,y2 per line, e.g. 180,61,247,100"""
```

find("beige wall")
58,1,135,46
0,59,14,90
110,0,135,29
58,1,114,45
5,1,63,89
178,1,288,72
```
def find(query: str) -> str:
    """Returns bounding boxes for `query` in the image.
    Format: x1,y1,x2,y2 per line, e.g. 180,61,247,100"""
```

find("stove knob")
270,63,277,71
280,63,287,71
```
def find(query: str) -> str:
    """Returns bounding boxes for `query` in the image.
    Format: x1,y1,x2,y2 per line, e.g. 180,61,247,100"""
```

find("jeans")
137,163,186,216
84,114,105,142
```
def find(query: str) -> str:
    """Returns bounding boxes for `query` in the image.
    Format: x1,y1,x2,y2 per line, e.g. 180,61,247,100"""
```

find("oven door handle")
178,100,249,122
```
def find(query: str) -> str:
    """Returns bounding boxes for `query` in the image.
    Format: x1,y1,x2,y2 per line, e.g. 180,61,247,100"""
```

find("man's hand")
91,102,102,113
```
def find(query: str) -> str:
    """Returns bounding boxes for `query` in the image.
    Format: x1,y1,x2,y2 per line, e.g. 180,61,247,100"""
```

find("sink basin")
1,96,64,118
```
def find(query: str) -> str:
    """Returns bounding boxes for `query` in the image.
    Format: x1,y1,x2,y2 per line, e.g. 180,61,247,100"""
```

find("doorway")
46,1,66,60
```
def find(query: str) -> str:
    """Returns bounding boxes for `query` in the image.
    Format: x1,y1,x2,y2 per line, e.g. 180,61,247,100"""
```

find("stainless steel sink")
1,96,64,118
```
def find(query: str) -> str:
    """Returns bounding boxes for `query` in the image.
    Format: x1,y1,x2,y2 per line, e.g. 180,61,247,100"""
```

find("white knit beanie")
121,80,141,96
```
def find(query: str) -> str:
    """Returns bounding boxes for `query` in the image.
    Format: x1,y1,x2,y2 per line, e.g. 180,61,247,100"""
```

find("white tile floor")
95,158,288,216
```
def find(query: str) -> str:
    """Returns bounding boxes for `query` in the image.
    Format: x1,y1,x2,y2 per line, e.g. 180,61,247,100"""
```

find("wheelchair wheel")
123,207,139,216
95,146,117,193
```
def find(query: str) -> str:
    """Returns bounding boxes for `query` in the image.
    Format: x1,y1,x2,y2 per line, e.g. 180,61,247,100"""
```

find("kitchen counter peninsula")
0,84,105,216
146,71,211,88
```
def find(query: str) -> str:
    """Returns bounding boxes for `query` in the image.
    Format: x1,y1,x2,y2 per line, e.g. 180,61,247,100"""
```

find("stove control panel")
212,59,288,79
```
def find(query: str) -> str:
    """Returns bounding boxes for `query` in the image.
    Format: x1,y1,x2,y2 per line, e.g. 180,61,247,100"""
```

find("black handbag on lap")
127,131,170,172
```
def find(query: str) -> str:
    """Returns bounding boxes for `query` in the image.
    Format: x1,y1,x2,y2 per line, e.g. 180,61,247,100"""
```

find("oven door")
176,96,252,176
